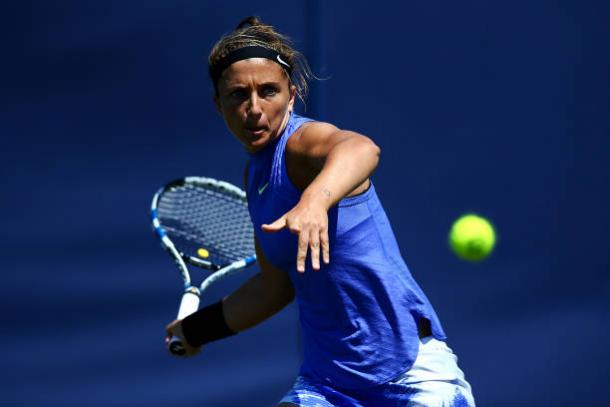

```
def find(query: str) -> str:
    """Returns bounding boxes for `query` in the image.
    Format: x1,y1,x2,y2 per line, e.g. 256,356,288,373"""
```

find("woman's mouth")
245,126,267,137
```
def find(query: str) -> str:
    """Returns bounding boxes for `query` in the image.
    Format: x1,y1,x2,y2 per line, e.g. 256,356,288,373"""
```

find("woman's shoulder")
282,120,340,190
286,120,340,157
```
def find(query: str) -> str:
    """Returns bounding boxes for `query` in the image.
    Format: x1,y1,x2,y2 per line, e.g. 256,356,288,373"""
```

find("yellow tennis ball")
449,214,496,262
197,248,209,258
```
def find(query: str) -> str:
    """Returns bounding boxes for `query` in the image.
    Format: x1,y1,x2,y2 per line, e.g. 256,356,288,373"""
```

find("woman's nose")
247,93,262,116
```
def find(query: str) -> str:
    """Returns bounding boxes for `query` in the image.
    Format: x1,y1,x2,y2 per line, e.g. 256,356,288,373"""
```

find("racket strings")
157,184,254,266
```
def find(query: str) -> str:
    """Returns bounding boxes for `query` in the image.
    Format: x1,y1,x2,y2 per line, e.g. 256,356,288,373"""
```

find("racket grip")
169,288,200,356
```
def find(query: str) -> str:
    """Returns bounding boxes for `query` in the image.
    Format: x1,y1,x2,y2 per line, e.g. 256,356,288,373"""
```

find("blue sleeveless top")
246,113,447,389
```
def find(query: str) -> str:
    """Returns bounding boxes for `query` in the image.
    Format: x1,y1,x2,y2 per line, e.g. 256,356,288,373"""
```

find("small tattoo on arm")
323,188,331,199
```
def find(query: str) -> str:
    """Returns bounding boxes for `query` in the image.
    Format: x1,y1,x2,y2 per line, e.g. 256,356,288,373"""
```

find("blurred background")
2,1,609,406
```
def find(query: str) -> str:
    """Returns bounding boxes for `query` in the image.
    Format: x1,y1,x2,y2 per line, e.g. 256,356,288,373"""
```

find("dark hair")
208,16,313,104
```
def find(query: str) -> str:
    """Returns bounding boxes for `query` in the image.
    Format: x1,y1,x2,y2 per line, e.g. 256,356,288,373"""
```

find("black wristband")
181,300,237,347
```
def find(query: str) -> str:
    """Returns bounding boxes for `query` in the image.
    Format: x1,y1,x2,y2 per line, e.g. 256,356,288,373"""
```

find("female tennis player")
166,16,475,406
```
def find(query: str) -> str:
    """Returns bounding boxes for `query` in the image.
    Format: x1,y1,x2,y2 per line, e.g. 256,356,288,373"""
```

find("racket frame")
151,176,256,355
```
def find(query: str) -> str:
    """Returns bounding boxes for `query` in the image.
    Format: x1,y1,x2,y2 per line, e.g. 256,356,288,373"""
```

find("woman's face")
215,58,296,153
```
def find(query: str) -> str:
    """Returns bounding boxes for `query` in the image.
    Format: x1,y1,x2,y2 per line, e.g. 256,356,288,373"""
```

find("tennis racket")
151,176,256,356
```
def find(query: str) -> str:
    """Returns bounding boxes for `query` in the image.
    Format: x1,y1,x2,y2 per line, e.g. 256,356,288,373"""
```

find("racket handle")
169,288,200,356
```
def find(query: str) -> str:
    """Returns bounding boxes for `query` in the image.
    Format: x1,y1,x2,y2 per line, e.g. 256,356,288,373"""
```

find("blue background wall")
3,1,609,406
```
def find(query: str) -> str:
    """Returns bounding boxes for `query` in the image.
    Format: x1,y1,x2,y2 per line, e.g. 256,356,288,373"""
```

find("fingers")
261,215,287,233
265,206,331,272
310,231,320,271
311,227,330,270
321,228,330,265
298,226,330,272
165,320,180,350
164,320,201,357
165,319,179,337
297,229,309,273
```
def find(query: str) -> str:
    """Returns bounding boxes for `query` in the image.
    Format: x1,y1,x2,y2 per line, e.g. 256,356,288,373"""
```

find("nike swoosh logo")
258,182,269,195
276,54,290,68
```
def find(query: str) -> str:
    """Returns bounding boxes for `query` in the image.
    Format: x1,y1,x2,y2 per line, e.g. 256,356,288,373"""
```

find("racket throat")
177,287,201,320
184,286,201,297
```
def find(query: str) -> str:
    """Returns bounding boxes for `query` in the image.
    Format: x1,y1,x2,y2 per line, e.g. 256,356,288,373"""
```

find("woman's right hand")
165,319,202,357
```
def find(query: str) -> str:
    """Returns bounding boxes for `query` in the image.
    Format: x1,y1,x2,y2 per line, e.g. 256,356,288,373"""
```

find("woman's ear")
288,85,296,112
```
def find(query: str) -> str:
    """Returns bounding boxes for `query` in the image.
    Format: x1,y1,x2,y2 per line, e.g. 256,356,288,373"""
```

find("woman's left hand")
261,199,330,273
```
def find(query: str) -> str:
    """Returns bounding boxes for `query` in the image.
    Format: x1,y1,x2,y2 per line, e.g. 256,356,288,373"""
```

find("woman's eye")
262,86,278,97
230,89,247,99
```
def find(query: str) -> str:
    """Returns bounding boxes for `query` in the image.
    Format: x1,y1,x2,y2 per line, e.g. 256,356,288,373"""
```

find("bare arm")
165,239,294,356
289,122,381,208
222,237,294,332
262,122,381,272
